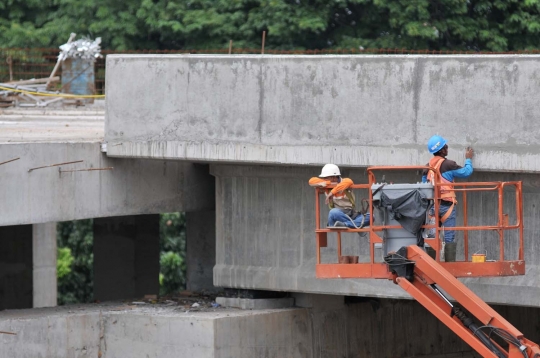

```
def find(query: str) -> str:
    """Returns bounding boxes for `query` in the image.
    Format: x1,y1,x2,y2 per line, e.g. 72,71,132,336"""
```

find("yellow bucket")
472,254,486,263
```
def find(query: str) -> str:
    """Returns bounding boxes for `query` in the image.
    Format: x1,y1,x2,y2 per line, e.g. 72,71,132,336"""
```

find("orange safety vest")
427,156,456,223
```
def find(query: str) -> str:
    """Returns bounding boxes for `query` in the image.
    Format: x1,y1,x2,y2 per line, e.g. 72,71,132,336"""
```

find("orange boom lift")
314,166,540,358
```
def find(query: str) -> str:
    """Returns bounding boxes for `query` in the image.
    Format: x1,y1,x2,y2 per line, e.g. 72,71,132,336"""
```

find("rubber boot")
444,242,457,262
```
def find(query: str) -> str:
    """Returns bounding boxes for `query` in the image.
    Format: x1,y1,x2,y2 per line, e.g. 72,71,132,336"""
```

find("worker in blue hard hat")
422,135,474,262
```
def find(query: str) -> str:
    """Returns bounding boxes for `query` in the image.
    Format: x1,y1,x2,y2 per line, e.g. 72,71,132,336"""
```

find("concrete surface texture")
2,294,539,357
0,142,214,226
0,106,104,143
0,302,310,358
186,210,217,292
32,223,57,308
212,164,540,307
106,55,540,173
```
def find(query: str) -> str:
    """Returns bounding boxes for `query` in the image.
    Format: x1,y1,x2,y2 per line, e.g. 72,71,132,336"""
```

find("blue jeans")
328,208,371,228
429,204,456,243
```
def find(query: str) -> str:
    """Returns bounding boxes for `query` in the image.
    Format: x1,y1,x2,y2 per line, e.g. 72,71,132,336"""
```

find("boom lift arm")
387,245,540,358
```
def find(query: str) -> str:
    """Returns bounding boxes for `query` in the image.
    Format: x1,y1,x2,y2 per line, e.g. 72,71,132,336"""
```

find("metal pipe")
430,284,453,308
28,160,83,172
463,191,469,261
0,157,20,166
59,167,113,173
261,31,266,54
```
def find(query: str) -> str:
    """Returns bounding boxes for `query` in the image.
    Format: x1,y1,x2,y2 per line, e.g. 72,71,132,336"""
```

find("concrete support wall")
2,296,540,357
94,215,160,301
106,55,540,174
32,223,57,308
187,210,216,292
0,225,32,310
0,143,214,226
213,164,540,307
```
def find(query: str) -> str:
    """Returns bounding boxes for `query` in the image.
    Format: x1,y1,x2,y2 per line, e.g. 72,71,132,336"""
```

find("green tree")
159,212,186,295
3,0,540,51
57,219,94,305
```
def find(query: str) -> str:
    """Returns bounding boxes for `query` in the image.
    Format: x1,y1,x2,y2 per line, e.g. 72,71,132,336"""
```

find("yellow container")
472,254,486,263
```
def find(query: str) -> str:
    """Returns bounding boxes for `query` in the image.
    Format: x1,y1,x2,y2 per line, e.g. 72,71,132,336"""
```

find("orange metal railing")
315,166,524,279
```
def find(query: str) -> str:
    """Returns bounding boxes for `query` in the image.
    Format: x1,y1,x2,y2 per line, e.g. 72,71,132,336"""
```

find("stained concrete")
0,225,32,310
106,55,540,173
212,164,540,307
93,215,160,301
32,223,57,308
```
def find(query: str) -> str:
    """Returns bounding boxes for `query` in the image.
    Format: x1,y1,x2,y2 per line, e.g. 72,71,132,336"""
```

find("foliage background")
1,0,540,52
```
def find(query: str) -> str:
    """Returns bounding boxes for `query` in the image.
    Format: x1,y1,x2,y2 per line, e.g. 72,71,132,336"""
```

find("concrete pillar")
0,225,33,310
186,210,216,292
32,223,57,308
93,215,159,301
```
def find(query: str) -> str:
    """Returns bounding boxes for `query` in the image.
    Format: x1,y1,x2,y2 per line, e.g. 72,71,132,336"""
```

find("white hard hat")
319,164,341,178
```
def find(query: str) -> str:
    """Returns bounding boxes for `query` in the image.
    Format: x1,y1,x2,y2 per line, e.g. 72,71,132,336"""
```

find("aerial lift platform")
314,166,539,358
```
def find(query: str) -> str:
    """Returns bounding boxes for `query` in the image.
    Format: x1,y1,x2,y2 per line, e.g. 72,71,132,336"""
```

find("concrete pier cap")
105,54,540,173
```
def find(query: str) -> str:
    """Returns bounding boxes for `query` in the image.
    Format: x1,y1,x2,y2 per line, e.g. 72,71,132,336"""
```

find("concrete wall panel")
106,55,540,173
213,164,540,307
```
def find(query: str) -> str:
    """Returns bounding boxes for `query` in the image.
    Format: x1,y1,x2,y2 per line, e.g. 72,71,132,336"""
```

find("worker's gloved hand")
325,192,333,205
465,147,474,160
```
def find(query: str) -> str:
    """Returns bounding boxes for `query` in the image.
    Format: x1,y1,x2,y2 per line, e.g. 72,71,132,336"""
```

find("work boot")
444,242,457,262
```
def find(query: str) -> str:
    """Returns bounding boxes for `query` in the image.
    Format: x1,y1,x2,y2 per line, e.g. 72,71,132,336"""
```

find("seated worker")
309,164,370,228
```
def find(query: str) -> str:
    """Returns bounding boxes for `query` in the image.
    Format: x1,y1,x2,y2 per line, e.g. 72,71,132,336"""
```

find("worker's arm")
331,178,354,195
451,159,473,178
309,177,331,187
440,159,473,181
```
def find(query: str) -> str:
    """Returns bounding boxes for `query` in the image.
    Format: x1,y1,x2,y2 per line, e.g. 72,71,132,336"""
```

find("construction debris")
0,34,103,108
59,37,102,62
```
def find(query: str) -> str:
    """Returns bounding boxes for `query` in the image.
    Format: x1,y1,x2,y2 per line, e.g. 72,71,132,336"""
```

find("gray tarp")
378,189,429,246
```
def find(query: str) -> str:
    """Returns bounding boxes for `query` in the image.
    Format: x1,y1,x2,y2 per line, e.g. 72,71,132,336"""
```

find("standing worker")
309,164,370,228
423,135,474,262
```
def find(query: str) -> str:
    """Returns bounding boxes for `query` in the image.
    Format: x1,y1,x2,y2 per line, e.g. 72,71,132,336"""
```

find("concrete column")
32,223,57,308
0,225,33,310
93,215,159,301
186,210,216,292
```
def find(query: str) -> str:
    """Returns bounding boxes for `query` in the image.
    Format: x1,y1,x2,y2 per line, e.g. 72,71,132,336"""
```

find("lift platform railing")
315,166,525,279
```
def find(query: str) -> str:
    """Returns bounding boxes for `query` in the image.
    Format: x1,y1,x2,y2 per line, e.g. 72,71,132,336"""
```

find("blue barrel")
61,58,95,103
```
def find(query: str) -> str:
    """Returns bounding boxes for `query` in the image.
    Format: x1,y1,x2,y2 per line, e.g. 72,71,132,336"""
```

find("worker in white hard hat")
309,164,370,228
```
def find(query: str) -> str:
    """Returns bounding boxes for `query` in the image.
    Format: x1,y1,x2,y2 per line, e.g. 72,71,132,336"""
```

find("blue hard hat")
427,135,447,154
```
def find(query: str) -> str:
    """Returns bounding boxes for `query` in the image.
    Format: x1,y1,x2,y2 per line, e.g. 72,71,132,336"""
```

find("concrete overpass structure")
1,54,540,357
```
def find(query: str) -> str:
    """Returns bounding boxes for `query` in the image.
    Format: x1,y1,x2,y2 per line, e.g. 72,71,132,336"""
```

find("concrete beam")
106,55,540,173
32,223,57,308
0,142,214,226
